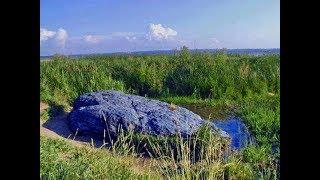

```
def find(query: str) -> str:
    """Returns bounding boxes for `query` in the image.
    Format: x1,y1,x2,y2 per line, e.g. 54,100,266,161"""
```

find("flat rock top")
69,90,229,138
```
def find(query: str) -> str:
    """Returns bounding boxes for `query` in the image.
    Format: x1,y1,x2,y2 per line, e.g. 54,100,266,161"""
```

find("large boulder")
68,90,229,139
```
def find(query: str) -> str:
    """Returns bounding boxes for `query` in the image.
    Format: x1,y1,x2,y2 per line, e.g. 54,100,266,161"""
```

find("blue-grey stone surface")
68,90,229,139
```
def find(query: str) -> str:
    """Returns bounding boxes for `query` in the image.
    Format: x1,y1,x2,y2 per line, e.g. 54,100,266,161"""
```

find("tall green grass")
40,49,280,179
41,50,279,104
41,126,257,179
40,59,127,107
40,136,160,179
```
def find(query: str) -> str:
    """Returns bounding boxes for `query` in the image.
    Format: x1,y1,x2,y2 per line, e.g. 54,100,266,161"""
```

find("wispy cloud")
83,32,138,43
83,35,105,43
109,32,136,38
209,37,222,48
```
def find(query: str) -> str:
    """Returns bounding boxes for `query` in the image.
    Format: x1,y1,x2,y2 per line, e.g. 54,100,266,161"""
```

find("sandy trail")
40,102,104,148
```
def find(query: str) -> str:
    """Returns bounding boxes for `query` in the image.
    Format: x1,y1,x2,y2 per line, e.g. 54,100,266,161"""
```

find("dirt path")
40,102,49,112
40,102,103,148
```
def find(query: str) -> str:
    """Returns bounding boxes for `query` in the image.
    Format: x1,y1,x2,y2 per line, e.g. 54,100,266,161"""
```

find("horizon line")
40,47,280,57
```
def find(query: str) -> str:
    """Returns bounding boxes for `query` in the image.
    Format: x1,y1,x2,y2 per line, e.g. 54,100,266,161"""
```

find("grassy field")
40,48,280,179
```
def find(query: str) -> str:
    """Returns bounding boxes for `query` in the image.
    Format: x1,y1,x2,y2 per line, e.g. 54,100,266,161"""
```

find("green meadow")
40,48,280,179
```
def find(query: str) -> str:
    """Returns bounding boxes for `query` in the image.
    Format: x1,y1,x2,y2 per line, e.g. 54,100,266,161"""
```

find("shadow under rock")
42,103,105,148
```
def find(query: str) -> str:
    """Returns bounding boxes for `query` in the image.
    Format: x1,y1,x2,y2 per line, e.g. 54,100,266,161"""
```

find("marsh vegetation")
40,48,280,179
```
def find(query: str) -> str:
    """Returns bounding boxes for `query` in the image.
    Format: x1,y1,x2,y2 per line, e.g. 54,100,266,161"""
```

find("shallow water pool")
213,117,253,150
181,104,253,150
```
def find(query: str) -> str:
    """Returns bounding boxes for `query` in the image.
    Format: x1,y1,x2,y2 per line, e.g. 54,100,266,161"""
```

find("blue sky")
40,0,279,56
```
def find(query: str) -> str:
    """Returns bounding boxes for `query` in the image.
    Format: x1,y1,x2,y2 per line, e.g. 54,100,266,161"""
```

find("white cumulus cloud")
40,28,56,43
148,23,177,40
40,27,68,48
55,28,68,47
